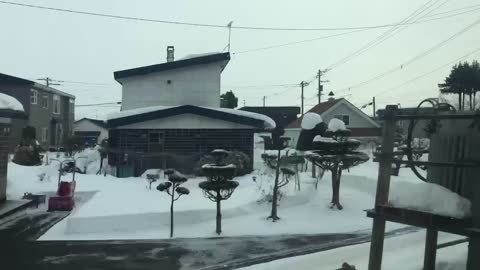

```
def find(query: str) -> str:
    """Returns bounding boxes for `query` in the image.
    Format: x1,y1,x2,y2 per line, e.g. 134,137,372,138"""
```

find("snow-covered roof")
0,93,24,112
301,112,323,130
180,52,222,60
107,105,276,129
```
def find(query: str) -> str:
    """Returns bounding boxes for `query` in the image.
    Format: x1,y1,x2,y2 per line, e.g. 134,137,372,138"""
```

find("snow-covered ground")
241,230,467,270
5,144,428,241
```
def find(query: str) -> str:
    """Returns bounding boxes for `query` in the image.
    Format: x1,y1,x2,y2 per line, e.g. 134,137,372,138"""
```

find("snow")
242,230,467,270
328,118,346,132
313,135,336,143
6,158,423,240
179,51,222,60
0,92,24,111
107,105,275,128
201,164,237,169
301,113,323,130
389,182,471,219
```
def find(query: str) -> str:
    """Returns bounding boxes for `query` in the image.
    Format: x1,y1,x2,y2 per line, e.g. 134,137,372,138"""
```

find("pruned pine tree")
308,119,369,210
199,149,239,234
157,170,190,238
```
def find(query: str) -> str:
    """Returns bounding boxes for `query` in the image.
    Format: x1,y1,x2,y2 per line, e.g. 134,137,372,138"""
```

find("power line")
1,0,479,32
355,46,480,105
326,0,443,70
335,17,480,93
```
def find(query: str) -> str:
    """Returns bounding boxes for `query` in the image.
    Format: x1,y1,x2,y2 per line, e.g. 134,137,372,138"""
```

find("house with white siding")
285,98,381,148
107,48,274,177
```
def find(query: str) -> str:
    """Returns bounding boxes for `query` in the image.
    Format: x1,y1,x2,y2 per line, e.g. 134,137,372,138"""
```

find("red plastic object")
48,181,76,211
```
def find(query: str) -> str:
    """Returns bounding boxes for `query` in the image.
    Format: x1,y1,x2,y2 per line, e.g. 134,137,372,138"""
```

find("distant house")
285,98,381,148
239,106,300,129
0,73,75,150
108,48,274,176
73,118,108,145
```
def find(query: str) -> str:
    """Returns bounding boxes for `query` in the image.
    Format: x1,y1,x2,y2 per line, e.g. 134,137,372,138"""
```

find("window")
42,95,49,109
30,89,38,104
334,115,350,125
53,95,60,114
41,127,48,142
69,98,74,114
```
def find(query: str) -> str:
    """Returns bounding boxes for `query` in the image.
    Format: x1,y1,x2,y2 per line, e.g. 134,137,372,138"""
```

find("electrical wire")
326,0,443,70
354,46,480,105
334,17,480,93
1,0,479,32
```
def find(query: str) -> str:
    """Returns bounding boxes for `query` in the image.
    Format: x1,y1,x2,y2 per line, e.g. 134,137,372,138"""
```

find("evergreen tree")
439,60,480,111
220,90,238,108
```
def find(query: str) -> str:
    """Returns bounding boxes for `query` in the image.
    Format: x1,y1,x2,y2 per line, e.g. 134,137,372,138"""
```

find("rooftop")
0,73,75,99
114,52,230,82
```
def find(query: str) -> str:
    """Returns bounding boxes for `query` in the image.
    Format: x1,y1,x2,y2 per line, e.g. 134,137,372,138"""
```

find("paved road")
0,227,418,270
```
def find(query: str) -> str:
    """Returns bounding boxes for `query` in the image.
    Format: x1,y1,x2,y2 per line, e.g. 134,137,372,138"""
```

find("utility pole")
373,97,376,118
243,99,246,106
37,77,60,88
317,69,329,104
300,81,309,115
262,96,266,107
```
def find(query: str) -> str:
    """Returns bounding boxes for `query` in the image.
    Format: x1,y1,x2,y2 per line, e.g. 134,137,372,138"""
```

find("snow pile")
0,93,24,111
74,148,102,174
301,113,323,130
389,182,471,219
107,105,276,128
313,135,336,143
328,118,346,132
141,169,162,178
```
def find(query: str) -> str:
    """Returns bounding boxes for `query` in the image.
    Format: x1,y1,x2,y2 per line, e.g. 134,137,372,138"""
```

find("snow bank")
328,118,346,132
74,148,101,174
107,105,275,128
301,113,323,130
0,93,24,111
389,182,471,219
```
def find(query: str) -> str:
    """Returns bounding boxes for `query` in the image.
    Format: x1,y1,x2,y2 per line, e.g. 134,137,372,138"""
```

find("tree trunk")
463,92,466,111
269,149,281,221
330,165,343,210
170,189,174,238
459,93,462,111
216,192,222,234
470,92,473,111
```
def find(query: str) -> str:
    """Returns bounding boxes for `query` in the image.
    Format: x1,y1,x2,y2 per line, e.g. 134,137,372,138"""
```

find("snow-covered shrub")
194,150,252,176
13,126,42,166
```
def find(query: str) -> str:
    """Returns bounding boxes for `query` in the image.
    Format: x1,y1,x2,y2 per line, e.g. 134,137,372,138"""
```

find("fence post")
368,105,397,270
423,228,438,270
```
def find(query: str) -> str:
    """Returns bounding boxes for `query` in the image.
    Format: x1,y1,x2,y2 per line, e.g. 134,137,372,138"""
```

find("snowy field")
4,144,429,241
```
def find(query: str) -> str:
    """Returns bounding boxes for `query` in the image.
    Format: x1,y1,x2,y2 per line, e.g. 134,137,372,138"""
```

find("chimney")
328,91,335,101
167,46,174,62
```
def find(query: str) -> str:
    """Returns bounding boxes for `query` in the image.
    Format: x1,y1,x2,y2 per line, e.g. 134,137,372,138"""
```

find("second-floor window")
30,89,38,104
42,95,49,109
53,95,60,114
69,98,74,114
334,115,350,125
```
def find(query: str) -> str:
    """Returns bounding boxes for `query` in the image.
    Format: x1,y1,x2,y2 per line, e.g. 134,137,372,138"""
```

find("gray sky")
1,0,479,119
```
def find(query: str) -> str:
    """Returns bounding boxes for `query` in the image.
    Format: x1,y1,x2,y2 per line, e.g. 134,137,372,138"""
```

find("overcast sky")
1,0,479,119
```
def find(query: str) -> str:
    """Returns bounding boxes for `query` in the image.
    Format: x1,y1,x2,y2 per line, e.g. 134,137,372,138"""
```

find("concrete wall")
73,120,108,142
119,63,223,110
115,113,256,130
323,103,377,128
